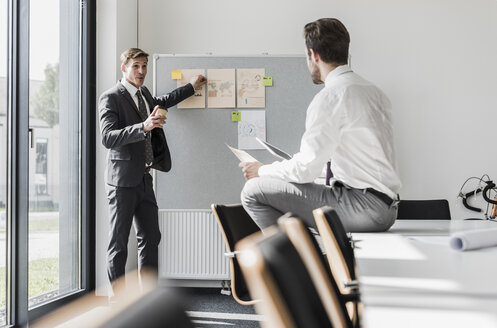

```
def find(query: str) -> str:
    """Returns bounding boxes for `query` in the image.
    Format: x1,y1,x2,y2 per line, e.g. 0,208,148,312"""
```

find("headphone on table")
458,176,497,219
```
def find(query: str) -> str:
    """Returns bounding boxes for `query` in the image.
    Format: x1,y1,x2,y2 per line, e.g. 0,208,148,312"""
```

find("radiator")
158,209,230,281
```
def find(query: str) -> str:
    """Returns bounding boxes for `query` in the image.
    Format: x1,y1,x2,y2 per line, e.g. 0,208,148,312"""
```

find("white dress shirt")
258,65,401,199
121,79,151,115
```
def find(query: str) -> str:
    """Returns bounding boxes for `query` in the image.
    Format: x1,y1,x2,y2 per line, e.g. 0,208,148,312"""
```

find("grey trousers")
106,173,161,282
241,177,398,232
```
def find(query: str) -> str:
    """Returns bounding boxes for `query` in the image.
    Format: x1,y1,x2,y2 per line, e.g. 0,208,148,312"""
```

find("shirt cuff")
258,165,268,177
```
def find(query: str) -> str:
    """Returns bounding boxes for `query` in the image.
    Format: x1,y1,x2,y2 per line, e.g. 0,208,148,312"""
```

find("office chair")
312,207,360,325
211,203,261,305
397,199,451,220
236,217,354,328
279,214,360,328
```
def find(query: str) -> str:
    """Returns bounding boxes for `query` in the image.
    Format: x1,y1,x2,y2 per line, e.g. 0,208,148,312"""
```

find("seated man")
238,18,401,232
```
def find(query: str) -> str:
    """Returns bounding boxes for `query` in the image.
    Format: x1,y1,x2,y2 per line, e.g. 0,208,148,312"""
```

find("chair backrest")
278,215,353,328
211,203,261,305
312,207,361,327
397,199,451,220
236,226,342,328
313,207,357,291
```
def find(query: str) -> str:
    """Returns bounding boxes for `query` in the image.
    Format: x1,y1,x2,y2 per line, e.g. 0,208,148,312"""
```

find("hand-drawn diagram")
176,68,206,108
207,69,235,108
238,110,266,149
237,68,265,108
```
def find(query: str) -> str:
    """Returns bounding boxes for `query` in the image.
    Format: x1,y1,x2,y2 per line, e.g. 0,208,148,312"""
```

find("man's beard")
310,64,323,85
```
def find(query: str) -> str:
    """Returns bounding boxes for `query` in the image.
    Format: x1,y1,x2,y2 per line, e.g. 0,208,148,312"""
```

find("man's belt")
334,181,395,206
365,187,395,206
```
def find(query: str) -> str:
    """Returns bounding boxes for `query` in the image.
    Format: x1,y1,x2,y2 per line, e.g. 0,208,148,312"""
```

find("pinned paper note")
231,111,241,121
262,76,273,86
171,69,182,80
176,69,205,108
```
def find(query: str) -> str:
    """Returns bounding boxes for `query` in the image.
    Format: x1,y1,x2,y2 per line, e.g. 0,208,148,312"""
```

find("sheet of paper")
207,69,236,108
238,110,266,150
407,236,450,246
226,144,257,162
177,69,205,108
255,137,291,160
237,68,265,108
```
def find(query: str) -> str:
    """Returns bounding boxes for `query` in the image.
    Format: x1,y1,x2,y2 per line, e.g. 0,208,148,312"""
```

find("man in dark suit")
99,48,206,284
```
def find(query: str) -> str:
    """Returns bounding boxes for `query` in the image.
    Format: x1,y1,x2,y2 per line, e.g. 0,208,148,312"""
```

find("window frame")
6,0,96,325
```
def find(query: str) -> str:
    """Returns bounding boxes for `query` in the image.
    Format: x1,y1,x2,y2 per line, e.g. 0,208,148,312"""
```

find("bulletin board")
153,54,321,209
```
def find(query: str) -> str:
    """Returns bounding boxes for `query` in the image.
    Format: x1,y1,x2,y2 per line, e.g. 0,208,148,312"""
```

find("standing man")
99,48,206,283
239,18,401,232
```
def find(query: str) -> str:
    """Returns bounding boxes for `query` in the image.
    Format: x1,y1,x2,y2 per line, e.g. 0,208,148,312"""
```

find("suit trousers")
106,173,161,282
241,177,398,233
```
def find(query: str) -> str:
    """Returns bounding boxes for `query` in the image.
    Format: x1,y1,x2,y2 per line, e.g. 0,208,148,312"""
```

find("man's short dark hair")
120,48,149,66
304,18,350,65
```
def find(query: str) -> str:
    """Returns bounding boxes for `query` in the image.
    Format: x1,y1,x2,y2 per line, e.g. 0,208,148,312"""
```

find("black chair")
236,215,356,328
312,207,361,326
279,214,360,328
211,203,261,305
396,199,451,220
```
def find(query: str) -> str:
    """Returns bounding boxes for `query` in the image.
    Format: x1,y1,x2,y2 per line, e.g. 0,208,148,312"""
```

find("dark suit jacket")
99,81,195,187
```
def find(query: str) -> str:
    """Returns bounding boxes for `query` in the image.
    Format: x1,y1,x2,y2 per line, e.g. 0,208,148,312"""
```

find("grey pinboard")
153,54,321,209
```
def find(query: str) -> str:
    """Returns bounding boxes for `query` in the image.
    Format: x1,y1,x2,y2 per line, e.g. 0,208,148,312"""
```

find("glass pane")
28,0,80,308
0,0,8,323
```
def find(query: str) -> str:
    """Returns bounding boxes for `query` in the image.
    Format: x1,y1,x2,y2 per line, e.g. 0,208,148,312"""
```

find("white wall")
137,0,497,219
96,0,139,295
96,0,497,289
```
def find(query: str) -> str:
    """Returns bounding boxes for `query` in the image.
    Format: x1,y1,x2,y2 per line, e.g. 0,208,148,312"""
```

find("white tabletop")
353,219,497,328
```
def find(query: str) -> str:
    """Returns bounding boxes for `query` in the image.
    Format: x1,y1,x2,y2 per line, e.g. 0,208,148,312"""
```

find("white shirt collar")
121,78,140,97
324,64,353,86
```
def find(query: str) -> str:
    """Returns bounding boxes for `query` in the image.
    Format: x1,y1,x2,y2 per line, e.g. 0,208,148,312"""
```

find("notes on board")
171,69,182,80
262,76,273,86
238,110,266,150
176,69,206,109
231,111,241,122
170,68,269,109
237,69,266,108
207,69,236,108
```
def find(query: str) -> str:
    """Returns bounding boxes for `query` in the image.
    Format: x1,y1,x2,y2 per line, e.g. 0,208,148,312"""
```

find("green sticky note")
231,111,241,122
262,76,273,86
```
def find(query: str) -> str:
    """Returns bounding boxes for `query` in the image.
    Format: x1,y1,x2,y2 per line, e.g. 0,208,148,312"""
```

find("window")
28,0,81,309
2,0,95,325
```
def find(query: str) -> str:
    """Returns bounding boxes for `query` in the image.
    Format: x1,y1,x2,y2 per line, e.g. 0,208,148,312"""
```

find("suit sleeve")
99,92,146,149
154,83,195,108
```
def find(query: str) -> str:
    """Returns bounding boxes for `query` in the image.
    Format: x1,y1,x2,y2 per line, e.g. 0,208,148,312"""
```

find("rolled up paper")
450,227,497,251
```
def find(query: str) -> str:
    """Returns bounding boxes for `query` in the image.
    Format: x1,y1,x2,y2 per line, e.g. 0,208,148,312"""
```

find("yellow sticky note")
171,70,182,80
262,76,273,86
231,111,241,122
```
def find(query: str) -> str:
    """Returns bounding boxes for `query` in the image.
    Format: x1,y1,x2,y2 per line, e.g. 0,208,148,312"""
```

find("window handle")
28,128,34,148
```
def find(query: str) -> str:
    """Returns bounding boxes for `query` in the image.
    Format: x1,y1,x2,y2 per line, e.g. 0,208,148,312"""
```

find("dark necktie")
325,160,333,186
136,90,154,166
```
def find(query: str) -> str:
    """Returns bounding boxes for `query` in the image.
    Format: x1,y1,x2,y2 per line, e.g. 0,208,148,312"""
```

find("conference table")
353,219,497,328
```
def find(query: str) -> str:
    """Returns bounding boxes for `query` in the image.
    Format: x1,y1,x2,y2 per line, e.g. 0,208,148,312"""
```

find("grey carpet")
180,288,261,328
